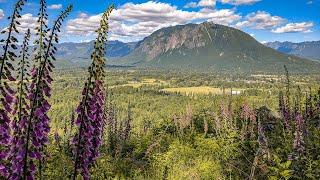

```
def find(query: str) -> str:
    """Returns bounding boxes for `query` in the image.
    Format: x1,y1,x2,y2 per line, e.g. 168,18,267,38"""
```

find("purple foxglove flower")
72,5,113,179
279,92,291,130
241,103,256,122
34,108,45,119
7,75,16,81
0,164,9,178
5,94,15,104
220,103,231,120
54,132,60,143
5,86,15,96
293,113,305,156
0,111,11,141
283,109,291,129
7,4,72,179
240,103,257,140
30,68,37,77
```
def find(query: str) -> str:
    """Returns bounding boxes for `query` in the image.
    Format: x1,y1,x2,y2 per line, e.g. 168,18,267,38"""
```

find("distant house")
231,90,241,95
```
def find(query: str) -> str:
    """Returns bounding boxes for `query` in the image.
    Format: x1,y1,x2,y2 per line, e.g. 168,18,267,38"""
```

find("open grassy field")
110,78,168,88
161,86,245,95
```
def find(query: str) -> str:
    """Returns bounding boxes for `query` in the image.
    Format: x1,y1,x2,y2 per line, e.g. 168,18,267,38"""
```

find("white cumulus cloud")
220,0,261,5
198,0,216,7
184,2,198,8
272,22,314,33
66,1,241,42
2,13,46,34
17,13,39,33
236,11,286,30
48,4,62,10
0,9,4,20
185,0,259,8
184,0,217,8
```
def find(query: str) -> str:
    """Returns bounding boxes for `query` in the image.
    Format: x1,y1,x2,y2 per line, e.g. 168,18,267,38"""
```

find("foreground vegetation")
45,69,320,179
0,0,319,179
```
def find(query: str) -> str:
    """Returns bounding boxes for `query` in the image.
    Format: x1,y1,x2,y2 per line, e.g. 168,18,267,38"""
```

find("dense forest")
0,1,319,180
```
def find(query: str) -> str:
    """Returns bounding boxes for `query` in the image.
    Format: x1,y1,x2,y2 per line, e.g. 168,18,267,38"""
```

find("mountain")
265,41,320,61
54,40,137,67
110,22,320,73
0,40,138,68
55,40,137,59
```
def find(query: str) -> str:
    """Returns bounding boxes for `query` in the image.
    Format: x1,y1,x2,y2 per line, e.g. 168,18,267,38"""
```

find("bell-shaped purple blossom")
72,5,113,179
219,103,233,130
0,0,26,178
293,113,305,155
10,4,72,179
279,91,291,130
122,103,132,141
0,77,17,179
89,81,105,162
317,89,320,110
258,121,268,153
220,103,231,121
305,91,313,120
72,81,106,179
240,103,256,140
54,132,60,144
241,103,256,122
7,1,50,177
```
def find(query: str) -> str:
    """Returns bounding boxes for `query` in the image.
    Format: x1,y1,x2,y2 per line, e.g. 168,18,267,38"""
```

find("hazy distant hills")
1,22,320,73
111,22,320,73
56,40,137,58
265,41,320,62
53,40,137,67
0,40,137,68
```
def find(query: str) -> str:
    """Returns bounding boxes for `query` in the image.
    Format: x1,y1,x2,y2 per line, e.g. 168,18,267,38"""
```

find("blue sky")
0,0,319,43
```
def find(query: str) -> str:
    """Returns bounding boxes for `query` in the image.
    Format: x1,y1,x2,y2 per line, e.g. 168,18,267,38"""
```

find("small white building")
231,90,241,95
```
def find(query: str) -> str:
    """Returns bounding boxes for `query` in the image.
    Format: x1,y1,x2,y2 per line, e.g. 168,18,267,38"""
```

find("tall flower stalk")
72,5,114,179
0,0,25,83
293,113,305,157
0,0,25,178
8,29,31,180
284,65,291,108
32,0,48,69
305,88,313,120
317,89,320,126
22,5,72,179
279,91,290,129
240,103,256,140
30,1,48,177
278,65,292,130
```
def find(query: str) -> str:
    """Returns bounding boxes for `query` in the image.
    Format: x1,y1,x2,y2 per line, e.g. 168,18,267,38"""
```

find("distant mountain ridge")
53,40,137,67
0,40,138,68
110,22,320,73
55,40,137,58
265,41,320,61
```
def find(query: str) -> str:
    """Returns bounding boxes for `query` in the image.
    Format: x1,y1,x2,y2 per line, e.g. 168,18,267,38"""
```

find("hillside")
0,40,137,68
265,41,320,61
54,40,137,68
111,22,320,73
